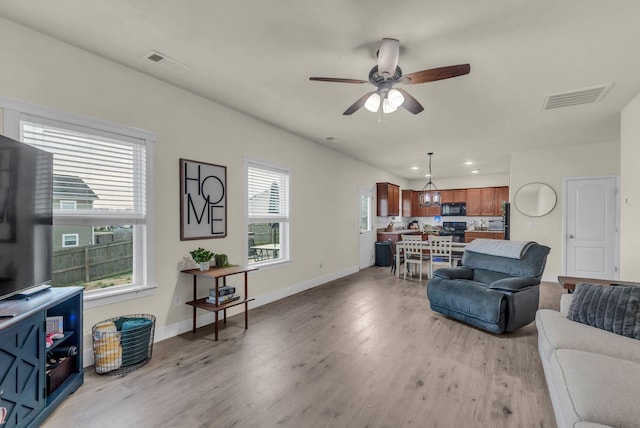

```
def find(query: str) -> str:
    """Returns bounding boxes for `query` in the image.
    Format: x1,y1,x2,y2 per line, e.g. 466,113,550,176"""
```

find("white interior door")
565,176,618,279
359,188,375,270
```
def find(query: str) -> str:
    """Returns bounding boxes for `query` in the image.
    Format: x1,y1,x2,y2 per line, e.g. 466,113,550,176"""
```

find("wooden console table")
181,265,257,340
558,275,640,293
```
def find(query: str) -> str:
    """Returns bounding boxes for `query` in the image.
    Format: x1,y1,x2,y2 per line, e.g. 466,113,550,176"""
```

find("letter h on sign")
180,159,227,240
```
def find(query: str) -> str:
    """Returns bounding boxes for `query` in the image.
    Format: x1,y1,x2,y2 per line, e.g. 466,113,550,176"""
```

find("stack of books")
206,285,240,305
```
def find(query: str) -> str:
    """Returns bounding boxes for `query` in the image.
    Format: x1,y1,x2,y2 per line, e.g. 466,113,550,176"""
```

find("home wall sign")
180,158,227,240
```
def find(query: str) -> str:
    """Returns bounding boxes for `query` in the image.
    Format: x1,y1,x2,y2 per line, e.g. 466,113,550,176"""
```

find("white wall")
620,92,640,280
509,141,620,280
0,18,404,350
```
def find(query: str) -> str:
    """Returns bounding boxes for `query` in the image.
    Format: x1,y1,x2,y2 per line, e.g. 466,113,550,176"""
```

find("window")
246,160,290,265
360,194,371,233
59,200,77,210
62,233,79,247
2,98,155,305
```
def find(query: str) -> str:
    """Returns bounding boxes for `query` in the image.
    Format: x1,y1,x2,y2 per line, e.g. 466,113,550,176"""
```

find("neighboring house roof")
53,174,99,201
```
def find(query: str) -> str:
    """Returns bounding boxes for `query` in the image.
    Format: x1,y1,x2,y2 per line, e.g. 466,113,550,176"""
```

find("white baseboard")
83,265,359,368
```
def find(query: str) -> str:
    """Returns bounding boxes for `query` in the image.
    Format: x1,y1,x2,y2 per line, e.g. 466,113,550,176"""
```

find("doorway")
358,187,374,270
564,176,618,279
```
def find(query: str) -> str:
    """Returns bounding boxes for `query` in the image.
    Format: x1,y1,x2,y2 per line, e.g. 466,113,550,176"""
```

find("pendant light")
420,152,439,206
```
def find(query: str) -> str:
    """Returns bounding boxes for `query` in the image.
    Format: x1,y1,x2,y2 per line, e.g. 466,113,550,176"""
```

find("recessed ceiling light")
425,173,431,177
465,161,473,165
471,170,479,174
411,166,419,170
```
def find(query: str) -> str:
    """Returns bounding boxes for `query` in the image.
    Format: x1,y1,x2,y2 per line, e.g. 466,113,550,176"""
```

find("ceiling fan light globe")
387,89,404,108
364,93,381,112
382,98,397,113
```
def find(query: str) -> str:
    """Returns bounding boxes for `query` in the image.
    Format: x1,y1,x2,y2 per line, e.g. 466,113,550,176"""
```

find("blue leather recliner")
427,240,550,334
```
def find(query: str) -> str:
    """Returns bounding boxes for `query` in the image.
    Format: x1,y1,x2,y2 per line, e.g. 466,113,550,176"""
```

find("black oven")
441,221,467,243
441,203,466,216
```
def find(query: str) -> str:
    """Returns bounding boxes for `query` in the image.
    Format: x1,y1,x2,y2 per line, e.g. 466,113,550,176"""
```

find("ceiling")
1,0,639,181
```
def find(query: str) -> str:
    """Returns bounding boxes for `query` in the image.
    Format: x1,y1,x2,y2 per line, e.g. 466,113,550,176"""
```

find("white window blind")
248,163,290,222
20,115,146,222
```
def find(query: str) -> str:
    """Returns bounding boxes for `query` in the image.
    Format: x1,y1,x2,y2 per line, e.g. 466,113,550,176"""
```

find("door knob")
568,234,575,239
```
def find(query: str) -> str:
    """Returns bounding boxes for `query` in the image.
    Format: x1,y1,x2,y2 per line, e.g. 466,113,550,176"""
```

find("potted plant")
190,247,214,271
214,253,229,268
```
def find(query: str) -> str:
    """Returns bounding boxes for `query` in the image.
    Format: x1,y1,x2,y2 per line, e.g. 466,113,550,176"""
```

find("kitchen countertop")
465,229,505,232
377,229,422,234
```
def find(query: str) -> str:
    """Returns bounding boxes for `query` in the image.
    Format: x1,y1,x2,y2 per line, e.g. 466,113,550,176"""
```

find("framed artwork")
180,158,227,240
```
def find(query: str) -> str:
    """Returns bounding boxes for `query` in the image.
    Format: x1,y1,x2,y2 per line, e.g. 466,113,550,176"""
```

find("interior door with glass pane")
359,187,374,269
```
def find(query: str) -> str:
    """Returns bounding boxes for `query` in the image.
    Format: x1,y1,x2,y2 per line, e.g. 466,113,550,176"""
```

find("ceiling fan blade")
343,91,376,115
309,77,368,84
377,38,400,77
402,64,470,85
395,88,424,114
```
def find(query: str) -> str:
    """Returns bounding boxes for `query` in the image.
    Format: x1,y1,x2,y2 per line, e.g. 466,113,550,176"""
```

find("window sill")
247,258,292,271
83,283,157,309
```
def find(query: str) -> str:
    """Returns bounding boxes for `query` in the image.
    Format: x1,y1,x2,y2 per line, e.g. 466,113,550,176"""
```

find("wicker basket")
92,314,155,376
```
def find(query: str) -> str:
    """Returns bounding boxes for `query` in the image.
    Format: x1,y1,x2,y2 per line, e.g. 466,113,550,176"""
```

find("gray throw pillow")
567,282,640,340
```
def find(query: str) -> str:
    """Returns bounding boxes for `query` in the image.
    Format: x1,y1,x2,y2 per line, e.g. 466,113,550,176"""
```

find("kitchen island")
376,229,422,243
464,230,505,242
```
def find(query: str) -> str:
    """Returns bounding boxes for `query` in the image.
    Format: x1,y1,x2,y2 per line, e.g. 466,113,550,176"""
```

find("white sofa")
536,294,640,428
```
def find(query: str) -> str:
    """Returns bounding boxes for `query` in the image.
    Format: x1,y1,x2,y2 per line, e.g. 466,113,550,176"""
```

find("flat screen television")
0,134,53,301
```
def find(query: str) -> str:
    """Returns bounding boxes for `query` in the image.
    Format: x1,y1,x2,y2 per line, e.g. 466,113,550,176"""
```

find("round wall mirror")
514,182,557,217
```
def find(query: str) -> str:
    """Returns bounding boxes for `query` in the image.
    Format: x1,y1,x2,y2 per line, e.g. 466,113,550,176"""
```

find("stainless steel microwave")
441,203,466,216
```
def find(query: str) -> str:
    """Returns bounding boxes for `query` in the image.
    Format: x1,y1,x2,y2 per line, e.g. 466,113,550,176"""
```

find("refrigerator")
503,202,511,240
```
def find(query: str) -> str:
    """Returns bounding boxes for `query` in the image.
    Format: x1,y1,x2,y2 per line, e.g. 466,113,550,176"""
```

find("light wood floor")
43,267,563,428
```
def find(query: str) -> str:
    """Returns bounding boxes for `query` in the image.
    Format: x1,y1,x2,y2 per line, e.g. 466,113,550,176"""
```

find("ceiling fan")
309,38,470,115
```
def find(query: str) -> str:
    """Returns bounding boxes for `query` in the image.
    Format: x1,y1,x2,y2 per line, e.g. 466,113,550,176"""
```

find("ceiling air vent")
542,83,612,110
143,50,189,73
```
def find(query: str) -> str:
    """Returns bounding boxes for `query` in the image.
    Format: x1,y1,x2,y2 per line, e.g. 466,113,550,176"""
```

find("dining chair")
248,236,258,261
428,235,453,278
388,240,404,274
401,235,425,281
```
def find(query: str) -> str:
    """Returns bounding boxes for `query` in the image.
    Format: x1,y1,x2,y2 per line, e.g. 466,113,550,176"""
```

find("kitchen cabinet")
402,190,414,217
480,188,495,216
466,188,481,216
442,189,467,204
418,191,441,216
408,186,508,217
377,230,421,243
494,186,509,216
467,187,501,216
465,231,505,243
376,182,400,216
453,189,466,203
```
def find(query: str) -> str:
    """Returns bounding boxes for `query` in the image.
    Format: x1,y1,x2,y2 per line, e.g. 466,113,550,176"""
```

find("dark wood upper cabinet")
376,182,400,216
494,186,509,215
402,189,414,217
480,187,495,216
466,188,481,216
440,190,453,204
453,189,467,203
400,186,508,218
